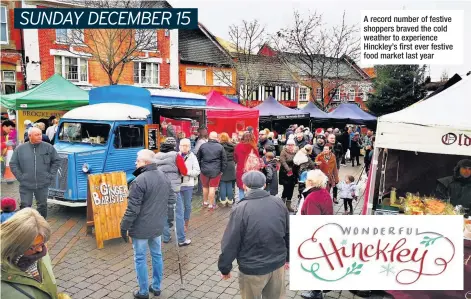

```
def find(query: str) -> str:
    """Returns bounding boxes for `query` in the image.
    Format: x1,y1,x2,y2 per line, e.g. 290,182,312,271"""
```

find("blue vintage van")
48,85,208,206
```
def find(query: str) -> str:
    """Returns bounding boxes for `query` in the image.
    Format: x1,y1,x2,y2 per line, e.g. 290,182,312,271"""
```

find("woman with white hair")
1,208,69,299
298,170,333,299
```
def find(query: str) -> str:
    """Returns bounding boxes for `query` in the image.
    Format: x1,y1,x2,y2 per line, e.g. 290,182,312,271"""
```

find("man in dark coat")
340,127,350,165
295,132,308,149
120,149,176,299
218,171,289,298
436,159,471,210
197,131,227,209
258,130,273,156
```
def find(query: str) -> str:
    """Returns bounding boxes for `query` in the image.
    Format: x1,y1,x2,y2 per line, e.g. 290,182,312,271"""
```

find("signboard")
86,172,129,249
144,124,160,152
17,109,66,142
290,215,464,290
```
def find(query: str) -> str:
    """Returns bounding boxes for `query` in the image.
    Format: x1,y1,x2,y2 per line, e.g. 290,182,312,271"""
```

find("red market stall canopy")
206,91,259,136
328,103,377,125
252,96,310,120
0,74,89,110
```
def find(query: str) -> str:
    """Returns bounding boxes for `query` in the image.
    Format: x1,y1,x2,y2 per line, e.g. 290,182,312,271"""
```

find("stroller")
295,171,308,214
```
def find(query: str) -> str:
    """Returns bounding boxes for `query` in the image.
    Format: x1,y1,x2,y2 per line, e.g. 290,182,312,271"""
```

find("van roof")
62,103,150,121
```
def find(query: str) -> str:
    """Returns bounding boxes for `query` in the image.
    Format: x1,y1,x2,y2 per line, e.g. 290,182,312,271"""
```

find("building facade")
22,0,178,90
178,24,236,97
0,1,25,95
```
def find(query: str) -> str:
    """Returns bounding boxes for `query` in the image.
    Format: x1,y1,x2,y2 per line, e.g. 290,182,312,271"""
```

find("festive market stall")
327,103,377,128
206,91,259,139
252,96,310,132
363,76,471,298
0,74,89,142
300,101,330,127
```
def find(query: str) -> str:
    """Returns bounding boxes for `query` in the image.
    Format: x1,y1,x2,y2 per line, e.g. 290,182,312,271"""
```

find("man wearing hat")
218,171,289,299
436,159,471,210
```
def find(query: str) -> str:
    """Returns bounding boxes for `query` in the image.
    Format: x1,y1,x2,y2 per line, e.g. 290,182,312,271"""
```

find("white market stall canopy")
375,76,471,156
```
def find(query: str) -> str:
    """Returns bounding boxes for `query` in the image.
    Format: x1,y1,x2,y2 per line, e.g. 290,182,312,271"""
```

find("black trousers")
343,198,353,212
282,182,296,201
351,154,360,166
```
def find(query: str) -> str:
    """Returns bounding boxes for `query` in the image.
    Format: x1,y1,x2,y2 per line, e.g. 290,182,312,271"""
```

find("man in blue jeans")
121,149,176,299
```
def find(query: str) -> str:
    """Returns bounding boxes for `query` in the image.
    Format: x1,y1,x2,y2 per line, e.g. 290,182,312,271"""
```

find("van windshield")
58,122,111,145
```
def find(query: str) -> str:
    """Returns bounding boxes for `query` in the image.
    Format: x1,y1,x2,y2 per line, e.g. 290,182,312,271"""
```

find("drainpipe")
19,0,28,90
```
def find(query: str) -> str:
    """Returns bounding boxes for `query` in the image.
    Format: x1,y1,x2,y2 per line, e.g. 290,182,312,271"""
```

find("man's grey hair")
28,127,42,136
209,131,218,140
179,138,191,146
1,208,51,266
137,149,155,163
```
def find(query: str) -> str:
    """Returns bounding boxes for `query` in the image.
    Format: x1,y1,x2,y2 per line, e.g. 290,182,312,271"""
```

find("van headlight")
82,163,91,173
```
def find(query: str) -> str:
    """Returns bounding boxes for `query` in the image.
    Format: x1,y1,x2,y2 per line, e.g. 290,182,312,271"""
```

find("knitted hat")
1,197,16,212
287,136,296,145
242,171,266,189
160,137,177,153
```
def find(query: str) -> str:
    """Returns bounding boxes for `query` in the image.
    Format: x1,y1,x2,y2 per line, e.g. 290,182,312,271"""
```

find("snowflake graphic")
380,264,395,276
341,239,348,246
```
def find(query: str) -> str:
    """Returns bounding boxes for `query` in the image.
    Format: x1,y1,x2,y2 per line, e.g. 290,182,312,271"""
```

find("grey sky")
169,0,471,81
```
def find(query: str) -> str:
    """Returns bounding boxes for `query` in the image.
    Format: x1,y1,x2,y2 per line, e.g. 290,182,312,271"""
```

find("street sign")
86,171,129,249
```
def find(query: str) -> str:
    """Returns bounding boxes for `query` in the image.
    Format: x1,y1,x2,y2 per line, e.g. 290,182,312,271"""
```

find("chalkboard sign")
145,124,160,152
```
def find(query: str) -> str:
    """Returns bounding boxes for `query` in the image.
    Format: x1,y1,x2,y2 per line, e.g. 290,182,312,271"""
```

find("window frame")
0,6,8,44
113,124,145,149
348,88,356,101
1,71,16,95
54,56,88,83
299,87,307,101
213,70,232,87
264,86,275,100
316,88,322,101
133,62,160,86
185,68,207,86
280,86,291,101
332,89,340,102
55,29,84,44
135,29,158,51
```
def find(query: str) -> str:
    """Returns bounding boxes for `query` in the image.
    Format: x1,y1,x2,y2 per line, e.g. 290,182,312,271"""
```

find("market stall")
327,103,377,128
206,91,259,139
363,76,471,298
300,101,330,127
0,74,89,141
252,96,310,132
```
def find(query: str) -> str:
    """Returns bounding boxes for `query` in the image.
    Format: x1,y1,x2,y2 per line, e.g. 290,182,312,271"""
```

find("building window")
248,87,259,101
280,86,291,101
134,62,159,85
186,68,206,86
54,56,88,83
136,29,158,51
1,71,16,94
332,89,340,102
0,6,7,44
213,70,232,87
299,87,308,101
316,88,322,101
55,29,84,44
114,125,144,148
348,88,356,101
264,86,275,99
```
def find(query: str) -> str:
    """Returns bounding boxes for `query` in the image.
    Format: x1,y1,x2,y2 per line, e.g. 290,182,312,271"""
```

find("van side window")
114,125,144,148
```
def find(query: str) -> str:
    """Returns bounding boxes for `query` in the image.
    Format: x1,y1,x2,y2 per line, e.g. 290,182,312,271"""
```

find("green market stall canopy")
0,74,89,110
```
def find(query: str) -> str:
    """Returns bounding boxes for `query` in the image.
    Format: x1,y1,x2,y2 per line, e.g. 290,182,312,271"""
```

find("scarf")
15,244,48,282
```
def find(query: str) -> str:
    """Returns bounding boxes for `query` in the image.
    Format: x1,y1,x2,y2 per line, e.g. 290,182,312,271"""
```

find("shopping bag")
345,149,351,160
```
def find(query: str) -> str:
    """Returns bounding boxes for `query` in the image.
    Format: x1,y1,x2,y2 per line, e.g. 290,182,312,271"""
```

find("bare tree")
61,0,162,85
212,20,272,105
272,10,361,111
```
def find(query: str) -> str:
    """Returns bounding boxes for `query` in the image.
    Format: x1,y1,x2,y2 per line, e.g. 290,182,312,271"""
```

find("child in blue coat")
1,197,17,223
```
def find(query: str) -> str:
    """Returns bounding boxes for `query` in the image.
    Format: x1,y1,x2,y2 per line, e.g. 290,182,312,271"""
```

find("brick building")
0,1,25,95
22,0,178,90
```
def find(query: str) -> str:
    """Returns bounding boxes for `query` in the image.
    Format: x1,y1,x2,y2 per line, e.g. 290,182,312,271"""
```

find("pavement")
1,164,392,299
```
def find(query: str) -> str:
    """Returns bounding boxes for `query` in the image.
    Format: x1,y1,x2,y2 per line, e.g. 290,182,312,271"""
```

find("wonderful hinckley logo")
289,216,464,290
442,132,471,146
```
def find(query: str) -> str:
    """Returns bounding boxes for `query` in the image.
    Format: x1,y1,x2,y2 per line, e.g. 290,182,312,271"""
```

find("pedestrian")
179,138,200,232
365,137,375,175
120,150,176,299
154,137,191,246
24,123,51,144
337,175,358,215
299,170,333,299
350,132,362,167
294,144,317,178
311,135,325,160
234,132,260,200
218,171,290,299
1,120,14,178
263,151,279,196
45,119,59,144
0,197,16,223
1,208,72,299
23,120,33,140
315,145,340,203
279,137,298,212
326,134,343,203
197,131,227,210
295,132,308,149
363,130,374,167
10,128,61,219
219,132,236,206
258,130,273,157
340,127,350,166
193,127,208,195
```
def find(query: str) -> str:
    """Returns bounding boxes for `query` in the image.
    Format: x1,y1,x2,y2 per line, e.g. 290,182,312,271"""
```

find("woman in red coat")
299,169,333,299
234,132,259,200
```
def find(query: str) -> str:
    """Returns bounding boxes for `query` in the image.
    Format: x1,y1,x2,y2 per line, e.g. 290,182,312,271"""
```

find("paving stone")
73,288,94,299
224,287,239,295
89,288,111,299
205,291,221,299
107,290,125,298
